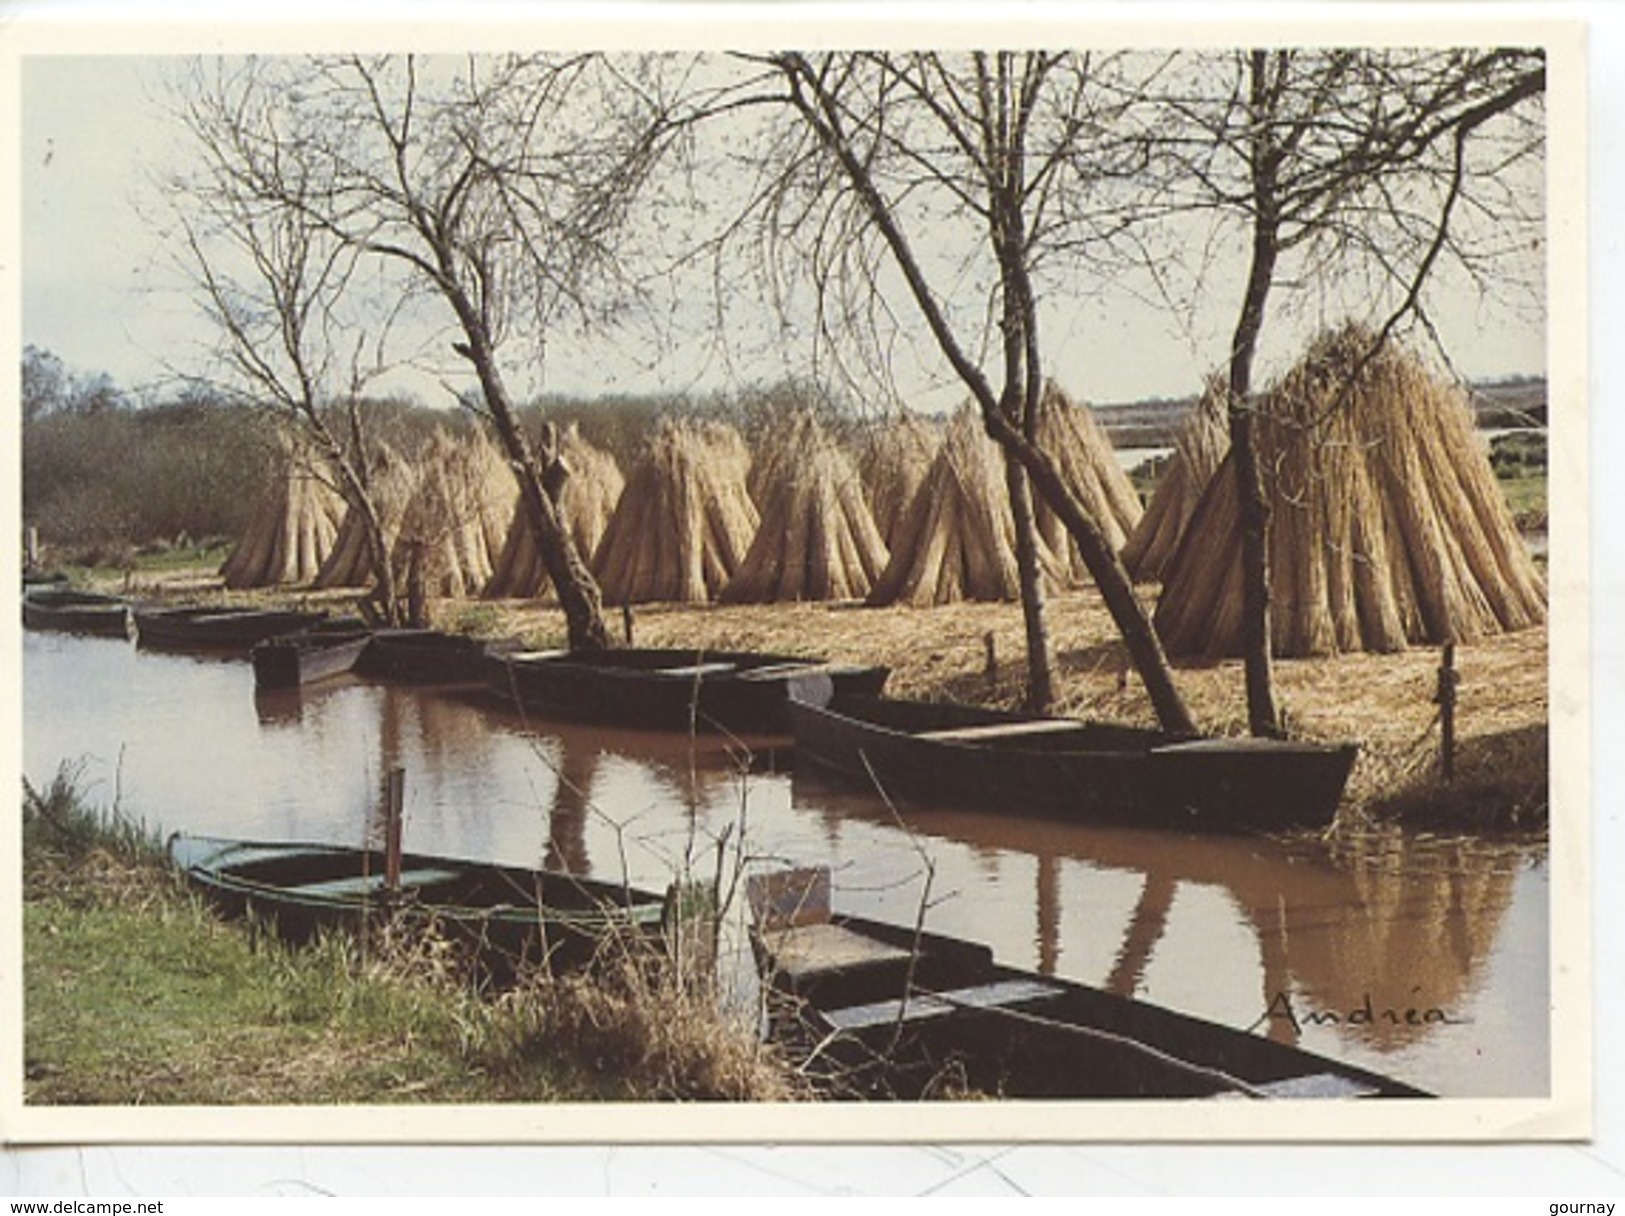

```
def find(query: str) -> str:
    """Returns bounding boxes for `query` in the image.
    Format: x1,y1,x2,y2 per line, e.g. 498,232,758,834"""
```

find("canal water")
21,630,1549,1099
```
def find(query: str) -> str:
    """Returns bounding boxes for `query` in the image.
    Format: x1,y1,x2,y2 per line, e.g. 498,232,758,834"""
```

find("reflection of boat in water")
788,766,1528,1055
748,867,1430,1100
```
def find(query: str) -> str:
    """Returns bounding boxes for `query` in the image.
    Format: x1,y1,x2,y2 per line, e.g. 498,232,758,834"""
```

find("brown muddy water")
21,630,1549,1099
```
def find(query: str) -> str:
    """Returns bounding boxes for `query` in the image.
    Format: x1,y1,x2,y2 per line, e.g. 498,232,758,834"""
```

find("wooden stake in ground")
220,433,345,589
485,424,624,600
722,411,890,603
593,419,761,604
1122,376,1230,583
866,405,1065,607
1154,323,1546,658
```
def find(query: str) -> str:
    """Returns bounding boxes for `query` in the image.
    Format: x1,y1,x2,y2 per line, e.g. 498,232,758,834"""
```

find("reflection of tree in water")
790,771,1533,1055
541,739,599,875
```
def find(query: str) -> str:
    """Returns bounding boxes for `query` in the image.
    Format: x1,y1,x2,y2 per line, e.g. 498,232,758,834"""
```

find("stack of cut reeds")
485,424,625,600
220,436,345,589
722,411,889,603
593,418,760,604
858,410,941,552
1154,323,1547,658
1122,376,1230,583
314,442,421,590
866,405,1065,606
389,428,517,601
1030,381,1145,582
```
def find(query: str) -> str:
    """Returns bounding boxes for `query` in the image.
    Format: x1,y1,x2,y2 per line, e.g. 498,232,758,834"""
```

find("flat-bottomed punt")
22,587,133,638
250,625,374,689
748,868,1427,1101
169,833,672,981
787,692,1357,832
354,628,516,685
134,605,329,652
485,647,890,734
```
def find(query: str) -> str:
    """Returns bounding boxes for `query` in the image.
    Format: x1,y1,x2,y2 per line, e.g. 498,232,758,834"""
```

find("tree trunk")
444,296,610,652
1005,453,1055,712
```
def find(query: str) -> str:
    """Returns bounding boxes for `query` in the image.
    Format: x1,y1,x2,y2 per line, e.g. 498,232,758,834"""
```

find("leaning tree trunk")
444,295,610,652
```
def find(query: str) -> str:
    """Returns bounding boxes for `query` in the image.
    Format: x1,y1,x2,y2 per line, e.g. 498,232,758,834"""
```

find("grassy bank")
23,768,803,1106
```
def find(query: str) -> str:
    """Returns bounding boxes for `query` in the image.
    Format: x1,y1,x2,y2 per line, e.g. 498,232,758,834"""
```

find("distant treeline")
20,351,856,560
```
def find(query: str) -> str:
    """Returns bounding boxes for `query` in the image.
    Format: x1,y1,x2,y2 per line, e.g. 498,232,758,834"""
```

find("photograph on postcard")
4,14,1587,1144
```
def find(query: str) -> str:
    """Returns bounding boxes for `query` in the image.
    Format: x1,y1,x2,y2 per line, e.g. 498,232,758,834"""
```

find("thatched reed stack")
389,429,517,601
1122,377,1231,582
1030,382,1145,581
220,437,345,589
866,405,1065,607
485,424,625,600
858,411,941,552
722,411,889,603
314,442,421,589
593,419,760,604
1154,324,1546,658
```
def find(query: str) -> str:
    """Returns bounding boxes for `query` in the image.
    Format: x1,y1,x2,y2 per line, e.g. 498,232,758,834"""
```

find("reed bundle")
314,442,421,589
721,411,889,603
1030,381,1145,581
866,405,1064,607
220,435,345,589
1154,324,1546,658
593,419,761,604
1122,376,1231,582
484,424,625,600
389,428,517,600
857,411,941,552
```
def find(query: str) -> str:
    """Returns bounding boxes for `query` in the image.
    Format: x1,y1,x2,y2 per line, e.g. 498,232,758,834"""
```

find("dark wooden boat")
484,646,890,734
354,628,517,685
22,586,133,638
168,833,673,982
133,605,329,651
250,625,374,689
748,868,1428,1101
787,692,1357,833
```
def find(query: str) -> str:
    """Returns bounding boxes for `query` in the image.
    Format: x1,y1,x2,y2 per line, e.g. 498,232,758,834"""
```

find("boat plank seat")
761,921,915,980
823,978,1065,1032
654,661,737,678
289,867,461,900
915,719,1090,743
736,662,825,680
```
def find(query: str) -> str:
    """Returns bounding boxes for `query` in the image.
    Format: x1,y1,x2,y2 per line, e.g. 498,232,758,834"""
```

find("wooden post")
1434,644,1459,784
983,631,998,685
384,766,405,893
24,526,40,571
622,601,635,646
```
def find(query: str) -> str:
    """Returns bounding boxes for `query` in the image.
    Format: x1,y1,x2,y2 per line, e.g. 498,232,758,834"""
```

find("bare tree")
1153,48,1545,735
174,54,680,649
168,58,410,622
717,50,1196,729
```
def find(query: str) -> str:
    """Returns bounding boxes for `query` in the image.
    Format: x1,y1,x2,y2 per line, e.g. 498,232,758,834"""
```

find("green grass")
22,767,802,1106
1499,474,1547,530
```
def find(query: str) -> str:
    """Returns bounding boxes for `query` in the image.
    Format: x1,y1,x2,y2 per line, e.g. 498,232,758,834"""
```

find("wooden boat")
133,605,329,651
748,868,1428,1101
168,832,673,982
484,646,891,734
354,628,517,685
21,586,133,638
787,692,1357,833
250,625,374,690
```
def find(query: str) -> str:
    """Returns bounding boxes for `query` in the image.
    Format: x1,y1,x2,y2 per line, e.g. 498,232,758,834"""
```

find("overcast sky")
19,48,1549,413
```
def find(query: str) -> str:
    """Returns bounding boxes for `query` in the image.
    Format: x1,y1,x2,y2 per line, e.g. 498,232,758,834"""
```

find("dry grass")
220,434,345,590
1122,374,1230,582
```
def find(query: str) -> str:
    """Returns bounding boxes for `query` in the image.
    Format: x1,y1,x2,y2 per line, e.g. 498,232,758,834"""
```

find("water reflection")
20,630,1547,1096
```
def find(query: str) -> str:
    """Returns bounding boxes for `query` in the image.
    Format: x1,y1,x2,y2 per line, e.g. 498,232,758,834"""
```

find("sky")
17,47,1550,415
